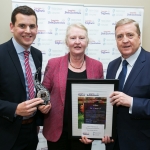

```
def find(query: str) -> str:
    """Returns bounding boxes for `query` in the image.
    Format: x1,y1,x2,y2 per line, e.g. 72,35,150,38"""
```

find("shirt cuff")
129,97,133,114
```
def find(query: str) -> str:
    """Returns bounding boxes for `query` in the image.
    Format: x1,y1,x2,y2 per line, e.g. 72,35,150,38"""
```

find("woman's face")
66,27,88,56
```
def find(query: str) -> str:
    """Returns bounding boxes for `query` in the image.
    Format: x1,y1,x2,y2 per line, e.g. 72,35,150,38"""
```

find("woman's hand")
79,136,93,144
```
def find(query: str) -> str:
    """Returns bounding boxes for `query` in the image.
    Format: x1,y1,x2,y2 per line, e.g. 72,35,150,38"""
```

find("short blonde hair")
65,23,89,45
115,18,141,36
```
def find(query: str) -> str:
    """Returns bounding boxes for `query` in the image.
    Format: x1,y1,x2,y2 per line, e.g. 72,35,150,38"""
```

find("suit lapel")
107,57,121,79
86,56,93,78
7,40,26,90
59,54,68,104
123,49,145,93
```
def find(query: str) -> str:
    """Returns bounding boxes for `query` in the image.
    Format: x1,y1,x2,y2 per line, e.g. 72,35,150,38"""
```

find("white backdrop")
12,1,144,150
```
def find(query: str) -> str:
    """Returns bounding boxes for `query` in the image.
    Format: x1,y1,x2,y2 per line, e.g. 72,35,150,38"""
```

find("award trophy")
34,67,50,105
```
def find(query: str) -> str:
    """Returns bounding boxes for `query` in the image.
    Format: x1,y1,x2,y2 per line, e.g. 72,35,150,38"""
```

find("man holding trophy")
0,6,51,150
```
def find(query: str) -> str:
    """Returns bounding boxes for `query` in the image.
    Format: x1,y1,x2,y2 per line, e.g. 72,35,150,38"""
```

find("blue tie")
118,60,128,91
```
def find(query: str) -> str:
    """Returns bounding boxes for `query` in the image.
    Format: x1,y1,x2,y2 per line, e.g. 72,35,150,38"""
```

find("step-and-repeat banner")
12,1,144,150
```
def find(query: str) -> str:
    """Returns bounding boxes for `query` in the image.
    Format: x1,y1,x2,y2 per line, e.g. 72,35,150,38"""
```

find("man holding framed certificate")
104,18,150,150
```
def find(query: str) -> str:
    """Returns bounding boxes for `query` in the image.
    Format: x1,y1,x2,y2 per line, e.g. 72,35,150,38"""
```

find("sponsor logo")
78,93,85,96
101,50,110,54
85,20,95,25
34,8,45,12
48,20,65,24
83,132,89,135
127,12,141,16
112,22,116,25
65,10,81,14
37,30,52,34
101,11,110,15
89,40,101,44
101,31,115,35
55,40,64,44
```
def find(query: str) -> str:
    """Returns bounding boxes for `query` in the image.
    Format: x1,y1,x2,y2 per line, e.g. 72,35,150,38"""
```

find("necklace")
69,59,84,69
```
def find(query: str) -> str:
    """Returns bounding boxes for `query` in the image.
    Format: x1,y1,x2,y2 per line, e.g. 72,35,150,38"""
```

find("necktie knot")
122,60,128,67
24,51,30,59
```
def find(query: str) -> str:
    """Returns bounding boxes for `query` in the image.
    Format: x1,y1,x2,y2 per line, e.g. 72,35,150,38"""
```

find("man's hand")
79,136,93,144
15,98,44,116
38,101,51,114
110,91,132,107
101,136,114,144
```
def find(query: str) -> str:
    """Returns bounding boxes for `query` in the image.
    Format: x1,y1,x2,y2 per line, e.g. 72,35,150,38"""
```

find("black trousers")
106,136,120,150
47,131,92,150
11,121,38,150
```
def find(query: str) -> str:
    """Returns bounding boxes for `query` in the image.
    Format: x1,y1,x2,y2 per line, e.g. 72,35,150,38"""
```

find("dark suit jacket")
0,39,42,150
106,48,150,150
42,53,104,142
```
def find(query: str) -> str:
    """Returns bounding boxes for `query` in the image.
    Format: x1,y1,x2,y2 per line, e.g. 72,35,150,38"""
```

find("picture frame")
66,79,119,140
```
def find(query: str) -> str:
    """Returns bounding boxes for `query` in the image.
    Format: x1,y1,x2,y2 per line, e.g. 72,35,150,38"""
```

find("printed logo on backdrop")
34,7,45,13
55,40,65,45
112,48,120,55
48,48,51,56
48,20,65,24
85,20,95,25
89,40,101,44
37,38,52,46
85,8,88,16
37,30,52,34
47,5,51,14
112,21,117,26
55,28,66,35
101,10,110,15
97,19,111,26
15,4,19,8
101,31,115,35
65,9,81,14
127,11,142,16
38,18,46,24
103,38,115,45
47,6,62,14
112,9,125,16
101,50,110,54
67,18,82,25
89,29,99,35
85,8,99,16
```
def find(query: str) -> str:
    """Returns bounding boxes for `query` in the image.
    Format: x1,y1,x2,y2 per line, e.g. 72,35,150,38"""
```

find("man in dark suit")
0,6,51,150
102,18,150,150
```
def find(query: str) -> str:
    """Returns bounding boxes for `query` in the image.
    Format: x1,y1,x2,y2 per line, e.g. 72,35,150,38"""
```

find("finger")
26,107,37,114
28,99,44,108
25,98,42,104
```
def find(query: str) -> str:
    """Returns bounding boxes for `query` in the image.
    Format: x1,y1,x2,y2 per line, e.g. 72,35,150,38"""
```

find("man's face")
115,23,141,59
10,13,38,49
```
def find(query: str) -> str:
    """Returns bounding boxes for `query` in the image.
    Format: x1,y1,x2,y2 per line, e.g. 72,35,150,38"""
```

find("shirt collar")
121,47,141,67
12,37,31,54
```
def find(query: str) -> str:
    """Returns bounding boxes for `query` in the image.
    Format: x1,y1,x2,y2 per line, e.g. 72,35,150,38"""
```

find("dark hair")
11,5,37,25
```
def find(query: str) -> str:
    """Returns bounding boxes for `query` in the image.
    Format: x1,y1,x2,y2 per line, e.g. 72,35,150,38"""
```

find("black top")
63,69,87,132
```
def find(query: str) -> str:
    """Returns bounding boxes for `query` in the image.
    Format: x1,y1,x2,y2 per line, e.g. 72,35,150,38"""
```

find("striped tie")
24,51,35,99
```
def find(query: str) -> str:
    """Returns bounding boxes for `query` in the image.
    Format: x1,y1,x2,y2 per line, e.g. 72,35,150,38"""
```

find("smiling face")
10,13,38,49
115,23,141,59
66,26,88,56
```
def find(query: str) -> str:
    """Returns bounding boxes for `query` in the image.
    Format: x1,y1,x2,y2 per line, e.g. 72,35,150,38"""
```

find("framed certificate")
66,79,119,140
